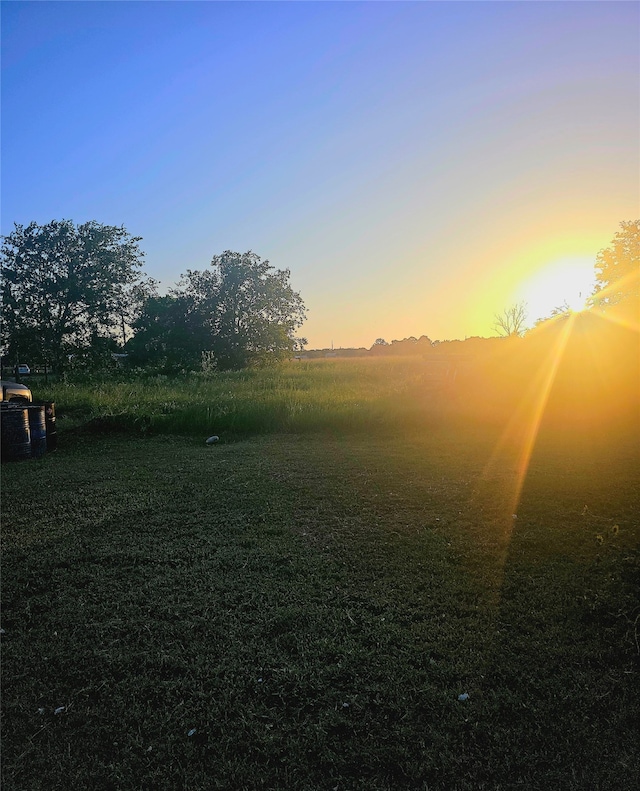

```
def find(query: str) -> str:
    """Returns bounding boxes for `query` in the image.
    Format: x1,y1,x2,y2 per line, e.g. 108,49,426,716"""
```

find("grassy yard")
23,358,458,437
2,391,639,790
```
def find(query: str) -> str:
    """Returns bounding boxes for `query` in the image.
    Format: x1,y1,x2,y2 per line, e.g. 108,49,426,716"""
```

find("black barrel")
44,402,57,451
1,406,32,462
28,404,47,459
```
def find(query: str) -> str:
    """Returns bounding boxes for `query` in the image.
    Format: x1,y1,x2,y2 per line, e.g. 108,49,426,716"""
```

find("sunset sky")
2,1,638,349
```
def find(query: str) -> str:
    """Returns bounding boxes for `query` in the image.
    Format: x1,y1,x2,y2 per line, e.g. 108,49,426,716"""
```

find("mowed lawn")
2,419,639,790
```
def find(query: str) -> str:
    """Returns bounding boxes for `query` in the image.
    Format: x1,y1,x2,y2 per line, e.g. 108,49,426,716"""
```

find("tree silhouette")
493,302,528,337
0,220,153,369
130,251,306,371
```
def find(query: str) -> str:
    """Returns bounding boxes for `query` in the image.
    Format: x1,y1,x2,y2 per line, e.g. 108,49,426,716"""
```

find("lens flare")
480,313,576,526
590,269,640,332
514,257,596,323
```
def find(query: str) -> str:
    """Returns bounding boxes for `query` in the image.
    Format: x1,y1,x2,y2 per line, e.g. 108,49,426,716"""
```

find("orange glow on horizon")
513,256,596,324
461,239,606,340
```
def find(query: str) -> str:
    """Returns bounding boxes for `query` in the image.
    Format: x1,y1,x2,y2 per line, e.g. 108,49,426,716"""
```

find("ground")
1,425,639,790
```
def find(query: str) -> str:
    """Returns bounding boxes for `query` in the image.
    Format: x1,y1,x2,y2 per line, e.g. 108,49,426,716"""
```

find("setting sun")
513,257,596,323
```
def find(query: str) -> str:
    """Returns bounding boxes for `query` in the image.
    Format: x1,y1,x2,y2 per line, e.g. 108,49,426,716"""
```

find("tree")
1,220,155,369
591,220,639,313
370,338,389,356
127,294,209,372
493,302,528,337
130,250,307,371
115,278,159,348
187,250,307,369
533,301,574,327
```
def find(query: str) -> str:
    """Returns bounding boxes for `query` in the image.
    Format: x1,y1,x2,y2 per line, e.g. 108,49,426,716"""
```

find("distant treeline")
302,335,513,359
302,312,639,434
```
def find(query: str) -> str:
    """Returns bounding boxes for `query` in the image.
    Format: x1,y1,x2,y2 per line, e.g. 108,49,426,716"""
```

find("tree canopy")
1,220,155,369
126,295,208,372
592,220,639,314
129,250,307,371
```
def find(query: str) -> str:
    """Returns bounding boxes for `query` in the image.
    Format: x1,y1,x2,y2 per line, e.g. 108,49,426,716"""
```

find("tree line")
0,221,306,373
1,219,637,373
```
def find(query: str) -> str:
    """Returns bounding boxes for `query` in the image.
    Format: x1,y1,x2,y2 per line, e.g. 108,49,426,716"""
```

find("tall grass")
32,358,451,437
30,321,639,440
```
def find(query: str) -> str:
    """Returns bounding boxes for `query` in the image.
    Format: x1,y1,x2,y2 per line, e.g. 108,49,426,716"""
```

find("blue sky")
2,1,638,348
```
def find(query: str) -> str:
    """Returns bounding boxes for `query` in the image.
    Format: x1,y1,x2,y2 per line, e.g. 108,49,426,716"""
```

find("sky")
2,1,638,349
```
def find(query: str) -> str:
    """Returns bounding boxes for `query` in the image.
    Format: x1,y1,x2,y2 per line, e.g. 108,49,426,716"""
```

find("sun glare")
514,257,595,322
565,289,588,314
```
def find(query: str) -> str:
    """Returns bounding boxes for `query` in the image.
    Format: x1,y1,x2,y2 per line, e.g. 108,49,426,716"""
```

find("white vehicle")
17,364,30,376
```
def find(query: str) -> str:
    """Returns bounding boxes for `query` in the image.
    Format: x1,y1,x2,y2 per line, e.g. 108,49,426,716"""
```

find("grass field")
2,357,639,790
22,358,458,437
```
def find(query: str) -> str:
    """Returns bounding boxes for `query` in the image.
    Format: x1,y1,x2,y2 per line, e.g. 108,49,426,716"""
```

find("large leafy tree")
592,220,639,314
130,250,307,371
1,220,155,369
185,250,307,369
